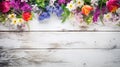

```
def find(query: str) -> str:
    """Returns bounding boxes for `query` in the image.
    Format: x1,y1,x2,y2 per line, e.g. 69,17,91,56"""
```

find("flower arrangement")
0,0,120,30
0,0,32,30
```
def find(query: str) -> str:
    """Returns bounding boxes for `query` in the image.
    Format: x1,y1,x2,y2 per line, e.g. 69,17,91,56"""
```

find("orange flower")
82,5,93,16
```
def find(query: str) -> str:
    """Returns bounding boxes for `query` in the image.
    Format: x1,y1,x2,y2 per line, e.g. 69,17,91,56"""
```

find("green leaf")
103,0,107,3
61,6,70,23
0,14,6,23
85,15,93,25
84,0,91,4
35,0,49,8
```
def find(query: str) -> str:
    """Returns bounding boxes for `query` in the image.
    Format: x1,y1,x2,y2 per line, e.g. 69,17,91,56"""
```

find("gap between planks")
0,30,120,32
2,48,120,51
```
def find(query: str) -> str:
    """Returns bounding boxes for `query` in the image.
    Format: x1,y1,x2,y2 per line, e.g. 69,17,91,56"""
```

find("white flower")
91,0,98,6
104,13,112,20
116,8,120,14
104,13,112,19
11,18,18,25
17,18,24,25
76,0,84,7
66,1,76,11
50,0,56,6
8,14,16,19
21,0,28,2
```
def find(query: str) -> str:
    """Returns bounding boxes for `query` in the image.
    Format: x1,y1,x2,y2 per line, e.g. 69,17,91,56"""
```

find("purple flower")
20,2,32,11
39,12,50,20
93,7,106,23
58,0,71,4
10,0,20,10
10,0,31,11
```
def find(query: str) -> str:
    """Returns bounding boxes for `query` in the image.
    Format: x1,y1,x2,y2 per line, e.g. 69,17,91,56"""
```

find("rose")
0,1,10,13
22,12,32,21
106,0,120,12
82,5,93,16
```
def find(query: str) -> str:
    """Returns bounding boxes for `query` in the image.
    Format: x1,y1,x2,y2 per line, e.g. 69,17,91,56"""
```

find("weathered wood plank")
0,48,120,67
0,16,120,31
0,32,120,49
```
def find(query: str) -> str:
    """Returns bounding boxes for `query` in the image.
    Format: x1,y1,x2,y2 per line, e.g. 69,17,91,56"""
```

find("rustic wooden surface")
0,15,120,31
0,17,120,67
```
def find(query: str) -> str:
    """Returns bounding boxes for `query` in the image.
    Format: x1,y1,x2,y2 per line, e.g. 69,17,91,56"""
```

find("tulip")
82,5,93,16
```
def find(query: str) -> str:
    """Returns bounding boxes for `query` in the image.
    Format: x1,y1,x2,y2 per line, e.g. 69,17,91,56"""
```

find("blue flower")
46,4,63,17
39,12,50,20
53,4,63,17
46,6,54,13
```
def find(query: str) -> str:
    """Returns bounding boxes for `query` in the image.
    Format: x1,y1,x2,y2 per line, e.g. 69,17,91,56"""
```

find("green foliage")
84,15,93,25
0,14,6,23
29,0,49,8
61,4,70,23
98,0,107,7
84,0,91,5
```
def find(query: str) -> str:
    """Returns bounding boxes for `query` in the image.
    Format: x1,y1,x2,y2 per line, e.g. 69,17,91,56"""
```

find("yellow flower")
76,0,84,7
11,19,18,25
8,14,16,19
17,18,24,25
66,1,76,11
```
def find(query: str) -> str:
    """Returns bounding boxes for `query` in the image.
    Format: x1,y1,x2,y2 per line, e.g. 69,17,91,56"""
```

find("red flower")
107,0,120,12
22,12,32,21
0,1,10,13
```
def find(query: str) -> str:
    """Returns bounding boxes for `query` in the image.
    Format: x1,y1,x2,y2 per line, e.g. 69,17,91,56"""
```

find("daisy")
104,13,113,22
66,1,76,11
104,13,112,19
11,18,18,25
8,13,16,19
17,18,24,25
76,0,84,7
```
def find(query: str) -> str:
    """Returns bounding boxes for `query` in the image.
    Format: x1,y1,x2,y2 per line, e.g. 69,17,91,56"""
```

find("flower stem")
100,0,105,25
26,22,30,31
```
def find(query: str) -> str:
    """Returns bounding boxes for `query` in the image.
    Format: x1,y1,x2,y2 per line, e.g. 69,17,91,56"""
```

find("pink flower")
58,0,66,4
0,1,10,13
58,0,71,4
106,0,120,12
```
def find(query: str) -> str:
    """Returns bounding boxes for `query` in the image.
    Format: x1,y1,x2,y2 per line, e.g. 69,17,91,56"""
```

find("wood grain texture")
0,48,120,67
0,15,120,31
0,16,120,67
0,32,120,49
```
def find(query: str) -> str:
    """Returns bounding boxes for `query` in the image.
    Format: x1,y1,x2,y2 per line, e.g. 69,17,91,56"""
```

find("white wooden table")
0,16,120,67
